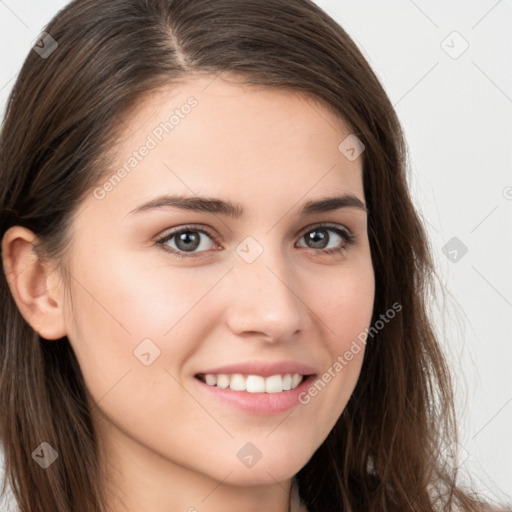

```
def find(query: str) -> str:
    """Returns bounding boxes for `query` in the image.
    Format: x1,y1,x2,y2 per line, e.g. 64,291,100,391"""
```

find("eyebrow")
128,193,367,218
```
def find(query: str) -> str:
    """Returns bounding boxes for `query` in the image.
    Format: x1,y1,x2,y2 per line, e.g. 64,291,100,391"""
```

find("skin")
2,73,375,512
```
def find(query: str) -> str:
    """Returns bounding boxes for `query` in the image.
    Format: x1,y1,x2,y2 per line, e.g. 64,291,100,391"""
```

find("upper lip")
196,360,317,378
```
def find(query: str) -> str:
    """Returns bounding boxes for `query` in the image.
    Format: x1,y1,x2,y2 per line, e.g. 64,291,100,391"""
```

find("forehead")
88,74,364,220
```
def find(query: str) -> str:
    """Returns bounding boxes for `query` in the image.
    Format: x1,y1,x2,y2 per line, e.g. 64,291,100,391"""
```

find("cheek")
62,247,231,410
61,253,174,391
62,254,210,448
315,256,375,348
329,274,375,349
65,247,216,345
302,260,374,426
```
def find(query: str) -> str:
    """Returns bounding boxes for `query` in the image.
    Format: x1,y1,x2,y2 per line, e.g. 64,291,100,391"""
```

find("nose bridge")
225,234,304,339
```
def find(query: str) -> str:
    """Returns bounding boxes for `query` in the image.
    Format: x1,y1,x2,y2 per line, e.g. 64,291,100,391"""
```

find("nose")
224,244,307,343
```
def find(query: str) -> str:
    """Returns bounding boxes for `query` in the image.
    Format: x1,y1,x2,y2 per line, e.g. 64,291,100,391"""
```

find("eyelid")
156,223,219,241
296,221,354,240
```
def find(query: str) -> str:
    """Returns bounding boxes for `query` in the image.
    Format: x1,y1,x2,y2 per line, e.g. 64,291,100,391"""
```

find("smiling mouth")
195,373,310,393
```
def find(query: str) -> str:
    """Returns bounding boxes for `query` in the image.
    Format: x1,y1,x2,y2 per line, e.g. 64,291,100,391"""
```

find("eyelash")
155,223,356,259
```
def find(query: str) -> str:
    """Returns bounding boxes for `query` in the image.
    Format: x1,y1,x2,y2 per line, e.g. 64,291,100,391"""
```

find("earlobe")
1,226,67,340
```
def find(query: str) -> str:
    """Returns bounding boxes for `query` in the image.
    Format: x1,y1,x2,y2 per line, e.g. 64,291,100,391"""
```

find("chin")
203,448,311,486
221,465,302,486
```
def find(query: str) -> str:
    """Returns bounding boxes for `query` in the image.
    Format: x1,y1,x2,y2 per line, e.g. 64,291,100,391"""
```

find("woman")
0,1,508,511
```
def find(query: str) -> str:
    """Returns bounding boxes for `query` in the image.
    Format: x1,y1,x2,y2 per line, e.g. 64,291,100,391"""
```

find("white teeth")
201,373,305,393
216,374,229,389
265,375,283,393
291,374,302,388
205,374,217,386
230,373,246,391
246,375,266,393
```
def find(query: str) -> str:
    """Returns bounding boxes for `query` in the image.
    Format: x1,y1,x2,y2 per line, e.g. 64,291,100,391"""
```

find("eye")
155,225,219,259
296,223,356,256
156,226,220,258
155,223,356,259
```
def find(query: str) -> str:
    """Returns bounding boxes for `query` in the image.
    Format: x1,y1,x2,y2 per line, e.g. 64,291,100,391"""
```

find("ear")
1,226,67,340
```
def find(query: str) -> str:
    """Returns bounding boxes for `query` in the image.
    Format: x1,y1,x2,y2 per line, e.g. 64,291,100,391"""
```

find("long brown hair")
0,1,506,511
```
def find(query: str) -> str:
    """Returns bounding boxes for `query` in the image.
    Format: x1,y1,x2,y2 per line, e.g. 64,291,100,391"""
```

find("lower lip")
194,375,316,415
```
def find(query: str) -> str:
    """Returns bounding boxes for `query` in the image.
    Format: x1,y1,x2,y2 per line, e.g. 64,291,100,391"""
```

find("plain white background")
0,0,511,508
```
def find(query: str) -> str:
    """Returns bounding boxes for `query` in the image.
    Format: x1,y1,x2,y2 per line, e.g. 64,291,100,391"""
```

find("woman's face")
60,74,374,490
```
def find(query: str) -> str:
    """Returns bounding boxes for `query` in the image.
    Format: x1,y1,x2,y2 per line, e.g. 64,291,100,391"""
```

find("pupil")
177,231,200,251
308,229,328,249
